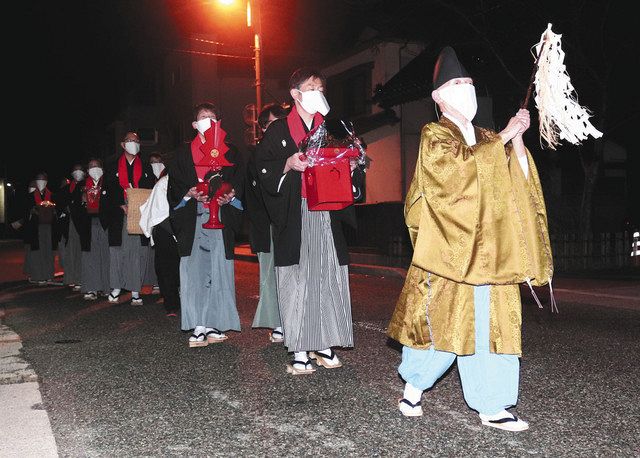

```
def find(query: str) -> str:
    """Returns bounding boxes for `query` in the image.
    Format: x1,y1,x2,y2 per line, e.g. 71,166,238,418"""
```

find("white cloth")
444,113,477,145
139,175,169,245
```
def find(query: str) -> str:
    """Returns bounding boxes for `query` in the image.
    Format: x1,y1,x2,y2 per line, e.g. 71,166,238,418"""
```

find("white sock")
273,326,283,333
131,291,140,299
294,351,308,363
479,410,513,421
194,326,206,336
205,327,223,335
403,383,423,404
110,288,121,296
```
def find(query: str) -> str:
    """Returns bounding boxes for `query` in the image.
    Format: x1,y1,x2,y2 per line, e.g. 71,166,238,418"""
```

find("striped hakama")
179,207,240,332
275,199,353,352
109,216,149,292
63,220,82,285
81,218,110,293
24,224,55,282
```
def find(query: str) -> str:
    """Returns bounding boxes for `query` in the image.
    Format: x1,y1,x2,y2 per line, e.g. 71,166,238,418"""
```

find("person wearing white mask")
56,164,86,291
142,152,166,295
20,180,37,283
139,154,181,317
149,152,166,181
23,172,57,285
387,46,553,431
102,131,155,305
254,68,365,375
246,103,289,344
78,158,111,300
167,102,243,347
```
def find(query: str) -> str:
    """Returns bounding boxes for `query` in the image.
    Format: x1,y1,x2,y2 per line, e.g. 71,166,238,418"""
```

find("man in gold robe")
387,46,553,432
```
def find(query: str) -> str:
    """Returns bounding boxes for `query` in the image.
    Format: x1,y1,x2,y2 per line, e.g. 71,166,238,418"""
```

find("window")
327,62,374,119
138,128,158,146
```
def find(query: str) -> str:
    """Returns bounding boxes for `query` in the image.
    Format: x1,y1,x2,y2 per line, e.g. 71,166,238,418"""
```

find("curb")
0,321,39,385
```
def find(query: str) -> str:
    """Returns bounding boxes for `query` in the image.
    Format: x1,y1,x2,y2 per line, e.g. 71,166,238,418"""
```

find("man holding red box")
255,68,365,375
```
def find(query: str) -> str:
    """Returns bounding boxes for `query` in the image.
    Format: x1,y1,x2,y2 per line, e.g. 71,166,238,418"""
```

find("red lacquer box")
304,146,359,211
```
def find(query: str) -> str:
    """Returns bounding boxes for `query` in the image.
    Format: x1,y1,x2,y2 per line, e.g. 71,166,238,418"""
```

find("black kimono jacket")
253,116,365,267
23,190,59,250
244,144,272,254
101,156,155,247
70,179,111,252
54,180,84,246
167,140,244,259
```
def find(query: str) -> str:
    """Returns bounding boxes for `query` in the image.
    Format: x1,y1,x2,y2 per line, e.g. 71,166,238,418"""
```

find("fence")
550,231,639,272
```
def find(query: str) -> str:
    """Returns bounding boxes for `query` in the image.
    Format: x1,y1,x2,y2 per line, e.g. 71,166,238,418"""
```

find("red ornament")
197,121,234,229
197,121,233,170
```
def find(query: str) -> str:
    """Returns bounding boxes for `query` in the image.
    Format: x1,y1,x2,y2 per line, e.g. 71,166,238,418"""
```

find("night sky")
13,0,639,219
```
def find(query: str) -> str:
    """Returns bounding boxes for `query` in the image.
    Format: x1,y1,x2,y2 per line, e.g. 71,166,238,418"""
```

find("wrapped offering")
299,120,366,211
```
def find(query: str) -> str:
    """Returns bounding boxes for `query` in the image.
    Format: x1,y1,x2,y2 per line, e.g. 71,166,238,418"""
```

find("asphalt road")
1,257,639,457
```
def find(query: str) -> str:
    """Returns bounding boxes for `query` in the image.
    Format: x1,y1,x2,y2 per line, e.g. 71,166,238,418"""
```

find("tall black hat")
432,46,470,90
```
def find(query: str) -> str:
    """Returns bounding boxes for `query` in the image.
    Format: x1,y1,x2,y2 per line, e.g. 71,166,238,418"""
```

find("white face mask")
28,187,36,193
297,89,330,116
438,83,477,122
72,170,85,182
151,162,165,178
195,117,216,136
124,141,140,155
35,180,47,192
88,167,103,181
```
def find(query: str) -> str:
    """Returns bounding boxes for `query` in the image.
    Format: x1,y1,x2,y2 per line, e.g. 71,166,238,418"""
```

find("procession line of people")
15,51,553,431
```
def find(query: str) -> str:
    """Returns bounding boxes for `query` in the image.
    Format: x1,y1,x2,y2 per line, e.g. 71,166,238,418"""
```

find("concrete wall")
323,41,429,204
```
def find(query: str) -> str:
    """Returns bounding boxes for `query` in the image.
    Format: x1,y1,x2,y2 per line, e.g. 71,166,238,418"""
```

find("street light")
217,0,262,143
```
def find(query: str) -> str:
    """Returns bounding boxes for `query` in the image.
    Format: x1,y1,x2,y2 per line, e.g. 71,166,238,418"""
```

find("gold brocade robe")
387,118,553,356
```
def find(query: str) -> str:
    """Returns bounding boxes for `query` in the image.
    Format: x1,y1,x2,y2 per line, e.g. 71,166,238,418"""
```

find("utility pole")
249,0,262,144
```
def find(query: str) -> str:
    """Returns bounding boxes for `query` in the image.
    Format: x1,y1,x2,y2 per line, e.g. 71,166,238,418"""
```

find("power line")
167,48,254,60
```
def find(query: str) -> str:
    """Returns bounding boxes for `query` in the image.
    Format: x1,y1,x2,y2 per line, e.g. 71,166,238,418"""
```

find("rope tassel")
525,277,560,314
525,278,544,310
529,23,603,150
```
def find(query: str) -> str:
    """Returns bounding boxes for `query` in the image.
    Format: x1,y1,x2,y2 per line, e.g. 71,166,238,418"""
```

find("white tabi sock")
131,291,140,299
205,327,224,337
110,288,121,296
479,410,513,421
294,351,308,363
403,382,423,404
